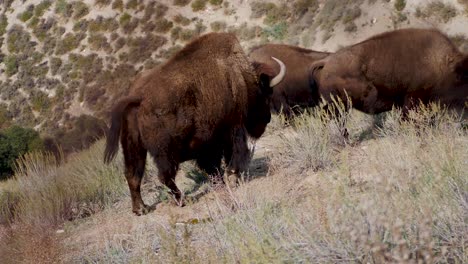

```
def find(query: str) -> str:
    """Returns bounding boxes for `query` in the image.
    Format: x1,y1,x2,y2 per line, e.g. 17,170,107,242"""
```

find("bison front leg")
196,144,223,184
224,128,251,188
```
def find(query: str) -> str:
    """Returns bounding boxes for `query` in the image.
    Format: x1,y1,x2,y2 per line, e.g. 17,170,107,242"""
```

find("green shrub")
0,105,11,130
262,22,287,40
7,25,34,54
31,91,51,113
18,5,35,22
420,1,458,23
174,0,191,6
394,0,406,11
34,1,52,17
180,28,195,41
119,13,131,25
171,26,182,42
342,6,361,24
264,4,290,25
126,0,138,9
191,0,207,11
0,15,7,36
88,34,112,52
0,126,44,180
4,55,18,76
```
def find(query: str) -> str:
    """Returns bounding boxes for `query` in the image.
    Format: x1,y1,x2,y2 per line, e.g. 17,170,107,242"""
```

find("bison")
103,33,285,215
310,28,468,117
249,44,329,119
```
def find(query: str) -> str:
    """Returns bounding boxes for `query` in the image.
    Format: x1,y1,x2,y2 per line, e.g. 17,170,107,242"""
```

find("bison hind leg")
121,124,149,216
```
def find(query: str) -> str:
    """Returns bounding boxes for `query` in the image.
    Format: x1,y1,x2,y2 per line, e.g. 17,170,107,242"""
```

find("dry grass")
416,1,458,23
5,104,460,263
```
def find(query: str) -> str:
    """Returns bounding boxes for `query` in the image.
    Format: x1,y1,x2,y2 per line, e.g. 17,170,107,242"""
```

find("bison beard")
103,33,285,215
249,44,330,120
310,28,468,119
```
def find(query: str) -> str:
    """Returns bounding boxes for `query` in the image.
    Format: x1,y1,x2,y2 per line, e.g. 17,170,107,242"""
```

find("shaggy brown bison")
104,33,285,215
249,44,329,119
311,28,468,116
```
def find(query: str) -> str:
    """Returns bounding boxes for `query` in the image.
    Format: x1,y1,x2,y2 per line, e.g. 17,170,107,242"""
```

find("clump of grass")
95,0,112,6
250,1,276,19
191,0,207,11
417,1,458,23
0,14,7,36
72,2,89,19
4,55,18,76
30,91,51,113
125,0,138,9
293,0,318,19
55,0,72,18
88,33,112,52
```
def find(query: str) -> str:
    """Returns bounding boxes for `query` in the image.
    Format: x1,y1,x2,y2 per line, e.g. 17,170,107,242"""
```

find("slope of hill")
0,0,467,263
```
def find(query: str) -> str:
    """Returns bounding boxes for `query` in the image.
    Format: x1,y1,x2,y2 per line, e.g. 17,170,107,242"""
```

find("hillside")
1,0,468,136
0,0,467,263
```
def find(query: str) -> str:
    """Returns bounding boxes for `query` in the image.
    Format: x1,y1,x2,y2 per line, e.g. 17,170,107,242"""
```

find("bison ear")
252,61,275,94
259,73,273,95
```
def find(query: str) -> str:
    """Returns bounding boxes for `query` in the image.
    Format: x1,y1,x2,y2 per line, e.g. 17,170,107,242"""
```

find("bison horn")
270,56,286,87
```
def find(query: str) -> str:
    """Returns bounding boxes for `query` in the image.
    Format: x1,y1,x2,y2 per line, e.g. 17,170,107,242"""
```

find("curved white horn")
270,56,286,87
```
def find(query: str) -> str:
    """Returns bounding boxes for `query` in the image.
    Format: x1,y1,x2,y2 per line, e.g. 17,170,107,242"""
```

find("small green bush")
49,57,62,75
262,22,287,40
0,126,44,180
119,13,132,25
55,33,85,55
126,0,138,9
191,0,207,11
55,0,72,18
394,0,406,11
342,6,361,24
264,4,290,25
293,0,318,18
31,91,51,113
420,1,458,23
95,0,112,6
88,34,112,52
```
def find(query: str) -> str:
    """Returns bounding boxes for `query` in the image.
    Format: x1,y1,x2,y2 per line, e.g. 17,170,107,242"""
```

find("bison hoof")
133,204,150,216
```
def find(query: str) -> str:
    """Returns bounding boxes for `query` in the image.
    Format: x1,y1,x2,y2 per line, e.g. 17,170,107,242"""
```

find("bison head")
246,57,286,138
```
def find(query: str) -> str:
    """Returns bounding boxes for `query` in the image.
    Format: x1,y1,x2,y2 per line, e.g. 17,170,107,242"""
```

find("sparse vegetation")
55,33,85,55
154,18,174,33
4,55,18,76
417,1,458,23
0,14,7,36
173,14,191,26
34,1,52,17
209,0,223,5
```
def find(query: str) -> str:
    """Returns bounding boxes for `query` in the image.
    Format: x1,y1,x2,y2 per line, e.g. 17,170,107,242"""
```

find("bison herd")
104,28,468,215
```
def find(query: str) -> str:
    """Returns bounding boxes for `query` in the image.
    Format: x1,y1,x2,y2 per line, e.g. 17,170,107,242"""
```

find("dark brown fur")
311,28,468,115
249,44,330,119
104,33,284,215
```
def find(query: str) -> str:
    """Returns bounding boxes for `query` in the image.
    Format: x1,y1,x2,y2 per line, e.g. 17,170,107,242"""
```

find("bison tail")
104,96,142,164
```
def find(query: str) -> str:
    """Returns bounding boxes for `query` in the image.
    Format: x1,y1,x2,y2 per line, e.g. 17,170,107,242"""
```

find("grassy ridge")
52,105,468,263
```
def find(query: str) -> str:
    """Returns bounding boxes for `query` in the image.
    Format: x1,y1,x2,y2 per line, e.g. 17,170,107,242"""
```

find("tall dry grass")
0,141,127,263
66,104,467,263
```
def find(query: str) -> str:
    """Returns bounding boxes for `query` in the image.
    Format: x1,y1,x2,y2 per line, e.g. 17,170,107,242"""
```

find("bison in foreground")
104,33,285,215
249,44,329,119
311,28,468,116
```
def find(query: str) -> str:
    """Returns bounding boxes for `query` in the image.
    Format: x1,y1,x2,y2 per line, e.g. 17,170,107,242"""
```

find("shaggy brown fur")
311,28,468,115
249,44,330,119
104,33,285,215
